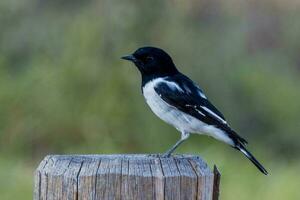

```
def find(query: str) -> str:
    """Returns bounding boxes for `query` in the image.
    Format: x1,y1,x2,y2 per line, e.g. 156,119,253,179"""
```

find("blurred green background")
1,0,300,199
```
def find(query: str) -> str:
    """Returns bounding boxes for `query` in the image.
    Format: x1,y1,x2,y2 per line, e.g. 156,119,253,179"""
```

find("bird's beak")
121,54,137,62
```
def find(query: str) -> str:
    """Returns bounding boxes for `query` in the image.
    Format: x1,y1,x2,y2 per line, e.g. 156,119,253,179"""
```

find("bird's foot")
147,153,161,158
147,153,172,158
161,152,172,158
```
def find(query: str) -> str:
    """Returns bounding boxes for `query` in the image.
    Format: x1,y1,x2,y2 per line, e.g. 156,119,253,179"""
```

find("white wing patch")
150,77,184,92
196,108,205,116
186,104,205,116
183,84,192,93
164,80,184,92
198,90,207,99
201,106,227,124
195,85,207,99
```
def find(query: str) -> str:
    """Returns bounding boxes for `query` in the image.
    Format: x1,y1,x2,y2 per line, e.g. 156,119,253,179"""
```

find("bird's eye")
145,56,154,62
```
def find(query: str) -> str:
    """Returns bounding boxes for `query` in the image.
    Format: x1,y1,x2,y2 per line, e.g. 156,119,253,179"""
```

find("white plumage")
142,77,234,146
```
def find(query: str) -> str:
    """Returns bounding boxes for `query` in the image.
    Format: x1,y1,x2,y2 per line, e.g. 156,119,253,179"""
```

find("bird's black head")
122,47,179,80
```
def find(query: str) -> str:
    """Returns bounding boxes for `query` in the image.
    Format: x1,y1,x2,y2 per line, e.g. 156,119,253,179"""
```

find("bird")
121,46,268,175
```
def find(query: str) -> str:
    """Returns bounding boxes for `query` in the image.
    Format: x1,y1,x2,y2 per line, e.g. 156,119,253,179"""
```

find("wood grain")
34,154,220,200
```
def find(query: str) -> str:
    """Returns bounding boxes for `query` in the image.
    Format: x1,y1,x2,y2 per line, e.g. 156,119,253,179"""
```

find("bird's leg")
163,131,190,157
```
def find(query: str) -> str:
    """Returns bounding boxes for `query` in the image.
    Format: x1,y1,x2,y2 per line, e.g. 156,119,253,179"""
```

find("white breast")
142,78,234,145
142,78,201,133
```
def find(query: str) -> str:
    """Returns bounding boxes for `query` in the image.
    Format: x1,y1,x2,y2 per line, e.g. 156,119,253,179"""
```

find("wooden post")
34,154,220,200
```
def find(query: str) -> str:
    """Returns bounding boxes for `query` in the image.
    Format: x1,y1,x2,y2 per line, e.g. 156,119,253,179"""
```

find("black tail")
236,144,268,175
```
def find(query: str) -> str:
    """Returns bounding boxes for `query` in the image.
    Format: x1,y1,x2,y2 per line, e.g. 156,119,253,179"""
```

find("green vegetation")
0,0,300,199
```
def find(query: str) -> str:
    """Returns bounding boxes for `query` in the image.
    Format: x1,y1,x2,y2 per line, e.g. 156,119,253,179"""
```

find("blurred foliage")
0,0,300,199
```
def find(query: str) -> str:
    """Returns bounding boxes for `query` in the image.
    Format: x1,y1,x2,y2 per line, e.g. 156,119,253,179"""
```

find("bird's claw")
147,153,172,158
147,153,161,158
161,153,172,158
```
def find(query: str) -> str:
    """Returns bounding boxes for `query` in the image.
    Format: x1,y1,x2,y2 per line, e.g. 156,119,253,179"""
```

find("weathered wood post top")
34,154,220,200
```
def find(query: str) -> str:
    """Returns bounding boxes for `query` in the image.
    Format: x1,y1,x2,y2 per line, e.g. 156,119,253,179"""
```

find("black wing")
155,74,247,145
